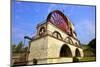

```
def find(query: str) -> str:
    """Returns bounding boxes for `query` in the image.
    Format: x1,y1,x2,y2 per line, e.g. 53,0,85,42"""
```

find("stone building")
27,10,84,65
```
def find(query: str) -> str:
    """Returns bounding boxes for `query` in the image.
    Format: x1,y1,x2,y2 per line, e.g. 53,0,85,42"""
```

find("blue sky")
12,0,96,46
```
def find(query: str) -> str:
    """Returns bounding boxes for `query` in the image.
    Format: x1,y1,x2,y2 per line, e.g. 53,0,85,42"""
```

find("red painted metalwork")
47,10,71,35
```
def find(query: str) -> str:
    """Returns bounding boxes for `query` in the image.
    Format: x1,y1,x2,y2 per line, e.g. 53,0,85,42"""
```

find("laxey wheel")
47,10,72,36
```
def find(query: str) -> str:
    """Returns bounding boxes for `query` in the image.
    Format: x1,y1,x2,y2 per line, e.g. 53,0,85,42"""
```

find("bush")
33,59,38,65
73,57,79,62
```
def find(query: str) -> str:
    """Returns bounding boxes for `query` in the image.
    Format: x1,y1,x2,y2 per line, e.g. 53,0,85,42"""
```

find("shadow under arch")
75,48,81,57
60,44,72,57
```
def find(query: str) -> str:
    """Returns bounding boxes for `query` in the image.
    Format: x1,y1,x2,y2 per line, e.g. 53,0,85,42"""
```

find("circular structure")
39,27,46,36
47,10,72,35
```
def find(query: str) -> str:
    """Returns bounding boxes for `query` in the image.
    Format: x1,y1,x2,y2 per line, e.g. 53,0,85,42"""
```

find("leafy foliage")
81,38,96,57
15,41,24,53
12,44,16,51
88,38,96,48
73,57,79,62
12,41,28,53
88,38,96,54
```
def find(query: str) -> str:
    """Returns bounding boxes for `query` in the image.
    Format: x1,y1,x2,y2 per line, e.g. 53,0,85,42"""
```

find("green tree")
82,38,96,57
15,41,24,53
88,38,96,55
23,47,28,52
12,41,29,53
88,38,96,50
83,46,95,57
12,44,16,53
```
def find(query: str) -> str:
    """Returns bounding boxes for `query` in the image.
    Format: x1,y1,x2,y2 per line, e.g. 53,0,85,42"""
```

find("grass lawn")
79,57,96,62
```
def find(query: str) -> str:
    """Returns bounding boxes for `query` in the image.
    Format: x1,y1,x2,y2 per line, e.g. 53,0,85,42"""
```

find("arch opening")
60,44,72,57
52,31,62,40
39,26,46,36
75,48,81,57
65,37,74,45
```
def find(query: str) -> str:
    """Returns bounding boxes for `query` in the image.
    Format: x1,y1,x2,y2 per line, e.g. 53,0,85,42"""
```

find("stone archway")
75,48,81,57
60,44,72,57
